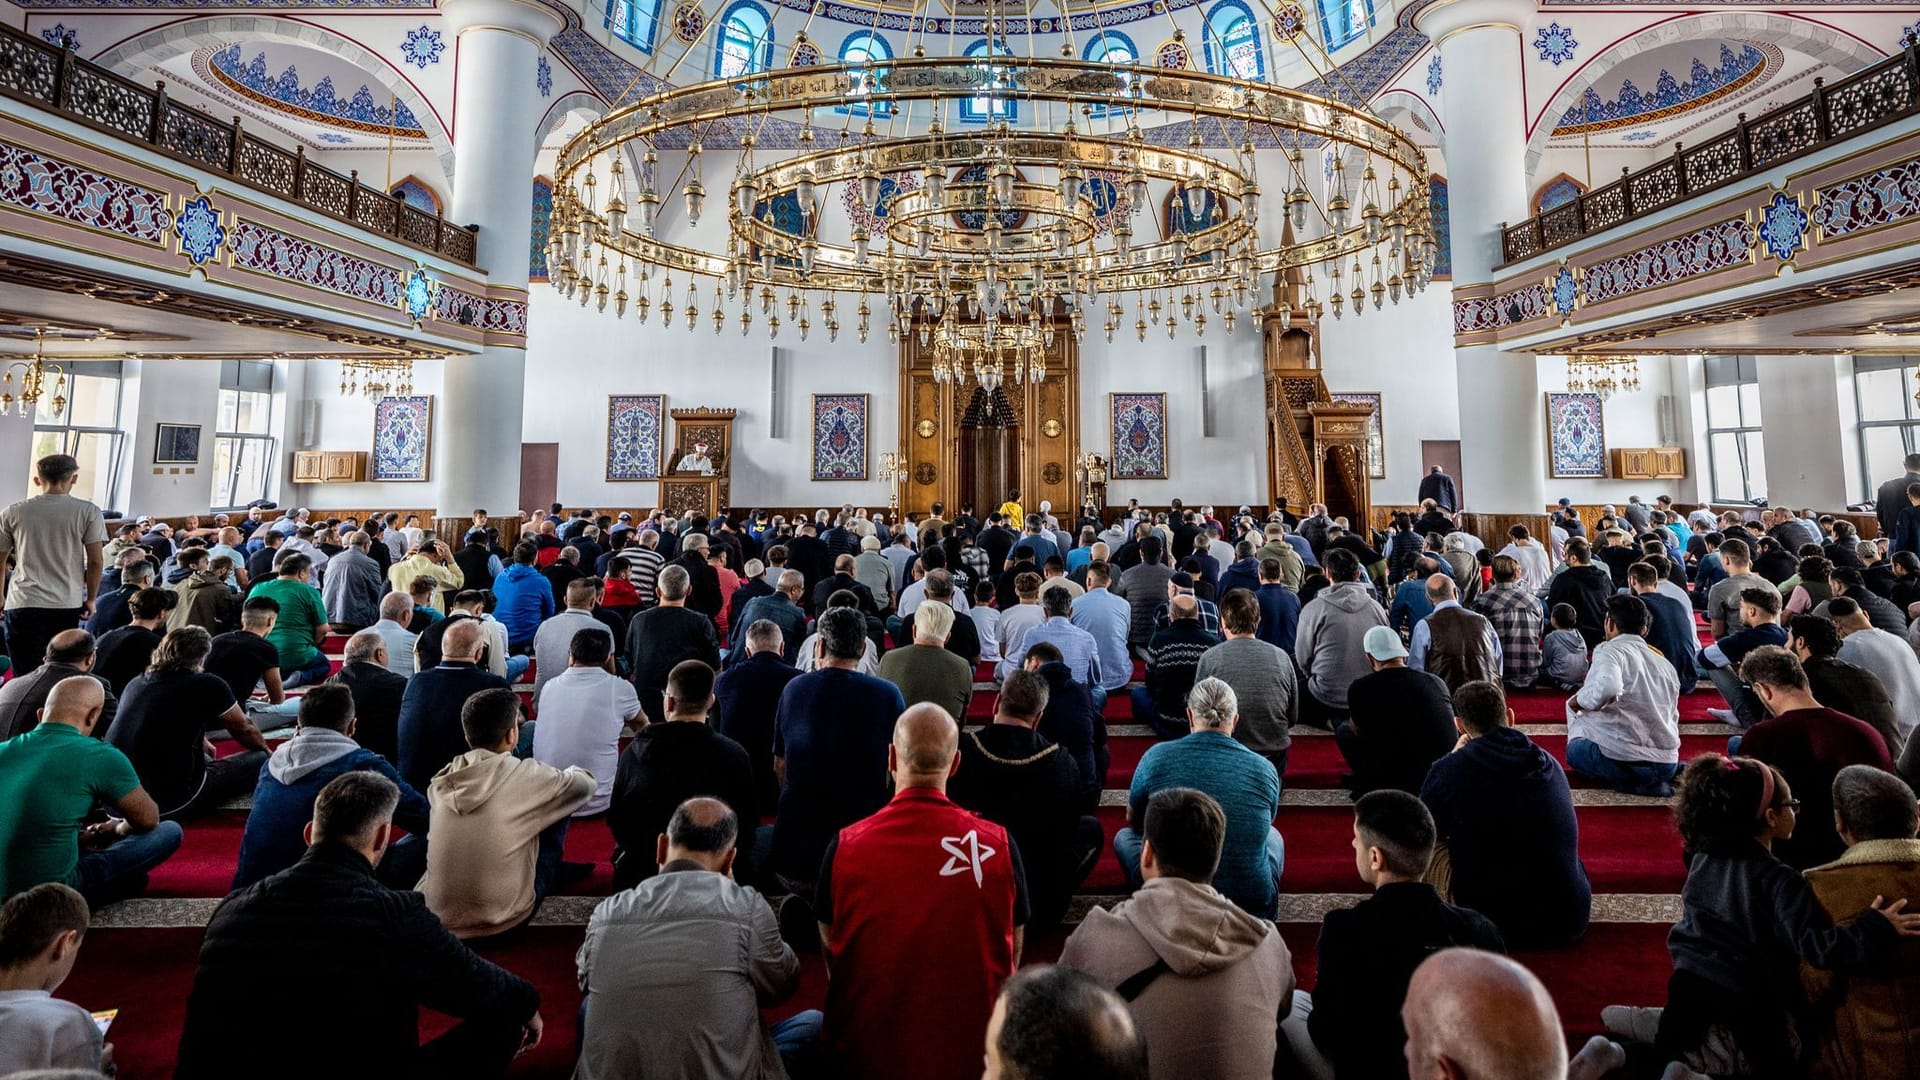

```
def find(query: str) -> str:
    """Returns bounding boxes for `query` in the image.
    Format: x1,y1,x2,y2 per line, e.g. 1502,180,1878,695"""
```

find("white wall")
119,360,222,518
1757,354,1852,511
290,358,446,508
1316,285,1460,506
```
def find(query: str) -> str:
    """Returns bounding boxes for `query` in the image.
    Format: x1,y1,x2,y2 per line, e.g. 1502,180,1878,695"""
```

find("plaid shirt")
1474,582,1544,688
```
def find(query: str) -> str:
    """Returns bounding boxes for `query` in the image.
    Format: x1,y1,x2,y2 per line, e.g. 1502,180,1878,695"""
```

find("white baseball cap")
1362,626,1409,661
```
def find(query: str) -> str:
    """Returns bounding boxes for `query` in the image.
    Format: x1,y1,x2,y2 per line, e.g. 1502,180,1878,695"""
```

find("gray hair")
343,630,384,664
123,561,156,586
1833,764,1919,842
657,564,691,601
744,618,784,654
777,569,806,594
682,533,709,554
1187,677,1238,729
818,607,869,661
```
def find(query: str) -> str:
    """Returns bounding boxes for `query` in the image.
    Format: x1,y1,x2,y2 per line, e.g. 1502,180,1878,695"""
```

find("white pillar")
1418,0,1543,514
433,0,561,521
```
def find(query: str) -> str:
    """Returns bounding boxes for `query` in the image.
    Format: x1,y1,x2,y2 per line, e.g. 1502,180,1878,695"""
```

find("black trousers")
4,606,84,676
166,751,269,821
1029,816,1107,929
1621,968,1799,1080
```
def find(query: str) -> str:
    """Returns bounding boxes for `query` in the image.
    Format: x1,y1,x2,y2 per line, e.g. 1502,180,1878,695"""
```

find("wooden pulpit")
663,407,738,519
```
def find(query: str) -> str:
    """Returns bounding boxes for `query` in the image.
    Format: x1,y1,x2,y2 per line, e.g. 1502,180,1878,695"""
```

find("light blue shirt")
1408,598,1503,673
1070,586,1134,691
1000,615,1101,685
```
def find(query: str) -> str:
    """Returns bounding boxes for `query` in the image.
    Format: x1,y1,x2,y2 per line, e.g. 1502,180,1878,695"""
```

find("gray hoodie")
267,727,363,784
1059,876,1293,1080
1294,581,1388,708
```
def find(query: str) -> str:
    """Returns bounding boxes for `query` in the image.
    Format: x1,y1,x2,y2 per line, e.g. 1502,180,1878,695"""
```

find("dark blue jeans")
283,651,333,688
1131,686,1185,739
1566,736,1681,797
74,821,184,906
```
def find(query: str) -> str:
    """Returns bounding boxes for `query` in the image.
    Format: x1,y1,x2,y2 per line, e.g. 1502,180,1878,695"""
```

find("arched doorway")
958,387,1019,518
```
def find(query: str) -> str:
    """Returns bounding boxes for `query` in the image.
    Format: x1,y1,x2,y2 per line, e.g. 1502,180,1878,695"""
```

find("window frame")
28,359,125,508
960,37,1017,124
835,30,893,117
1854,356,1920,503
1202,0,1264,81
607,0,660,53
210,359,278,513
715,0,774,80
1703,355,1765,504
1315,0,1374,51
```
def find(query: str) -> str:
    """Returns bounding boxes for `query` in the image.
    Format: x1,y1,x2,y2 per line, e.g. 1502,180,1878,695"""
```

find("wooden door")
1421,440,1463,508
520,443,559,515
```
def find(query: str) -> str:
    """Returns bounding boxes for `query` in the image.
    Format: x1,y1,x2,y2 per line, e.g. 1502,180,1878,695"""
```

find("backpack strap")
1114,959,1173,1002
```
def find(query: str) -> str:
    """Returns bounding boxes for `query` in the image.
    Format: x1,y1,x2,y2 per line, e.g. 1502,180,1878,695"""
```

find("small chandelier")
929,317,1047,390
338,357,416,401
0,330,67,418
1565,354,1641,401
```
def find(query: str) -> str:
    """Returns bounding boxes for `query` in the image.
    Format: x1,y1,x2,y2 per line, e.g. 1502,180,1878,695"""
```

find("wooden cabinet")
292,450,367,484
1610,447,1686,480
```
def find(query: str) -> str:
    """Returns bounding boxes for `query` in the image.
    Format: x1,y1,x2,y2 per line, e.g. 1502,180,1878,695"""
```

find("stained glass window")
1204,1,1263,80
716,1,772,79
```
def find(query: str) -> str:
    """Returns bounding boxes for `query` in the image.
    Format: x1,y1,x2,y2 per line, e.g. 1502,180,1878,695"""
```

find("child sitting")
1603,755,1920,1078
0,883,107,1073
1541,603,1590,689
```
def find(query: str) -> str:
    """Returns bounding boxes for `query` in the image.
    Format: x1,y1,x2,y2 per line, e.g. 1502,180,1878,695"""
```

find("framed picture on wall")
1328,392,1385,478
606,395,666,481
370,395,434,482
812,394,869,480
1110,393,1169,479
1545,392,1607,478
153,424,201,464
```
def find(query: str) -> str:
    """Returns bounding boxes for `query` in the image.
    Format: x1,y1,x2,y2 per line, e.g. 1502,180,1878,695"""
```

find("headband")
1729,757,1775,822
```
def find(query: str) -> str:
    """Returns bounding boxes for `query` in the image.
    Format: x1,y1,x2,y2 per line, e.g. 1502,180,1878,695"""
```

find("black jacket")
1308,882,1503,1078
624,605,721,727
713,650,802,816
395,662,511,791
810,572,878,618
1342,667,1455,796
453,543,496,595
995,559,1040,613
175,841,537,1078
1034,661,1106,813
330,660,409,763
1417,472,1458,512
1877,471,1920,538
672,552,724,620
728,575,775,635
1547,564,1613,648
784,536,834,605
608,721,756,890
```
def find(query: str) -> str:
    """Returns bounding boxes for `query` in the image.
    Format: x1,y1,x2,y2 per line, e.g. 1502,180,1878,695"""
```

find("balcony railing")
1501,38,1920,266
0,23,479,267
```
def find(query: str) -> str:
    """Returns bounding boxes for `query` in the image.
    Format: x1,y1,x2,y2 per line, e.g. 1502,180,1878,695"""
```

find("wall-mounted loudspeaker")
297,400,320,449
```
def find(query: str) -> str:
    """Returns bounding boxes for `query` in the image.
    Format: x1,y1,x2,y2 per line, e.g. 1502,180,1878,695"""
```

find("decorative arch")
91,16,455,179
1202,0,1264,80
1532,173,1586,216
389,175,441,214
714,0,774,79
1522,11,1886,172
1373,90,1443,142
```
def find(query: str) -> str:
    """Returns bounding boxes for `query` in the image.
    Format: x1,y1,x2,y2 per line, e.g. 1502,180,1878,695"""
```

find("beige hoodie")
1058,876,1294,1080
419,748,594,938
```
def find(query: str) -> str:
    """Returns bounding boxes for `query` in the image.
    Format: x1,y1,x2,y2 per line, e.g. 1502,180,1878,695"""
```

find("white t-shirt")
0,989,102,1072
0,493,106,609
532,666,642,816
1499,541,1554,595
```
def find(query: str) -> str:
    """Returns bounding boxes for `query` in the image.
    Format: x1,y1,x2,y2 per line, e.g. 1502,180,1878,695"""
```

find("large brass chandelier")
547,8,1435,347
0,330,66,418
338,357,416,400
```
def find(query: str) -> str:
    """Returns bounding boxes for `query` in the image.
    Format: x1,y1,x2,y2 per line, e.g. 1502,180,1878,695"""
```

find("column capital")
1413,0,1535,48
435,0,564,47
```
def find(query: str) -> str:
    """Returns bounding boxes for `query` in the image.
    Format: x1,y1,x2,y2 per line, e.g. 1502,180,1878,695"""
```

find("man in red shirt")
1737,645,1894,870
815,703,1029,1080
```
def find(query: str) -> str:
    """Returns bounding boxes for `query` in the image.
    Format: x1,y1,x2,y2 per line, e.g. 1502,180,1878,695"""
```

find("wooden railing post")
348,169,360,219
50,37,70,109
1811,77,1831,143
228,115,242,175
293,145,307,201
150,80,167,144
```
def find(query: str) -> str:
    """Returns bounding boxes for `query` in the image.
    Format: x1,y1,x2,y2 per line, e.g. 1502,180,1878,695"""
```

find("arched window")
960,38,1015,123
1203,0,1263,80
607,0,660,53
715,0,772,79
1084,30,1138,116
837,30,892,116
1314,0,1372,51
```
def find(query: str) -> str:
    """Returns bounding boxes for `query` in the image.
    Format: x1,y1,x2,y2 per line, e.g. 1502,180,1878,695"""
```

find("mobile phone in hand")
92,1009,118,1036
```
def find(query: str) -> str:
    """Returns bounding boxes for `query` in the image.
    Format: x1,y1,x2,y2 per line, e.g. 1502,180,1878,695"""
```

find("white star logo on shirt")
939,829,997,887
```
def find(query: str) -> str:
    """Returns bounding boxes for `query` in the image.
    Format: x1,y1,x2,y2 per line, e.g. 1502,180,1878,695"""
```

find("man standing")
1061,787,1293,1080
175,772,542,1074
1115,537,1175,655
607,660,754,890
0,455,106,677
713,619,801,817
877,601,974,720
1874,452,1920,539
1071,562,1135,704
1418,466,1458,513
532,579,611,702
815,704,1026,1080
319,531,385,634
1566,596,1683,797
577,797,809,1080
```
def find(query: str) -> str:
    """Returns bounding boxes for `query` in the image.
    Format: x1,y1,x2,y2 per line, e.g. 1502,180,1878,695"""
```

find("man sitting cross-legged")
1062,787,1294,1080
576,796,812,1080
1566,595,1683,797
1292,790,1505,1079
418,688,594,939
232,682,430,891
176,771,543,1075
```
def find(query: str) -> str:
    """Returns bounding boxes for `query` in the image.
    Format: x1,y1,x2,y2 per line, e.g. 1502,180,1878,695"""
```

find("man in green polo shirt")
0,676,181,903
247,552,333,687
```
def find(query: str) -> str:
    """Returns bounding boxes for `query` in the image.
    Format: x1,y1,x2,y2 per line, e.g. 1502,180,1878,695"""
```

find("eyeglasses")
1776,799,1803,813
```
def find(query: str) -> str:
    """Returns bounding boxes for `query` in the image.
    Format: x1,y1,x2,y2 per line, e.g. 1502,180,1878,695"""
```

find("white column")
433,0,561,521
1418,0,1542,514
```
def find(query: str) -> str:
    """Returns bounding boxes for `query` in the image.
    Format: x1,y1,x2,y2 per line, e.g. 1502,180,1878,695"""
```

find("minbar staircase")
1262,273,1374,529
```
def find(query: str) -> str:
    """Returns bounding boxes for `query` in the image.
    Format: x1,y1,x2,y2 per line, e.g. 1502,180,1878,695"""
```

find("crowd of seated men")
5,451,1920,1078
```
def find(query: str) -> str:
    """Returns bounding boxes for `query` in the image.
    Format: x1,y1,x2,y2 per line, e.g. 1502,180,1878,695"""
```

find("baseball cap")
1169,571,1194,590
1362,626,1409,661
618,512,633,521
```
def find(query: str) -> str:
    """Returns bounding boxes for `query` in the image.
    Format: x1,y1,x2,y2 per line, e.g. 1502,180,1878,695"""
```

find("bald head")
1402,949,1567,1080
1169,594,1198,622
378,592,413,624
891,704,960,789
1424,573,1457,604
835,554,856,574
40,676,106,736
44,629,96,668
442,618,486,662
